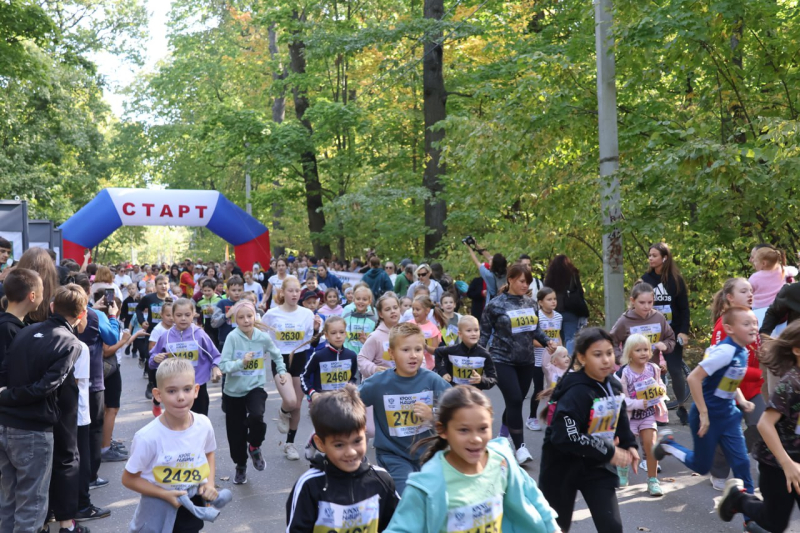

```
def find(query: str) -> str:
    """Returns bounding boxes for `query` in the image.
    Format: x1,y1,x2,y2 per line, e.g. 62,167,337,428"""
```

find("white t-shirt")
399,308,434,324
75,341,91,427
263,306,315,354
268,275,286,309
114,274,133,298
125,414,216,491
150,323,168,345
243,281,264,302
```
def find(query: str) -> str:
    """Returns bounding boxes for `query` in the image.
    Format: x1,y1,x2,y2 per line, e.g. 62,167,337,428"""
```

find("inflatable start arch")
59,188,270,270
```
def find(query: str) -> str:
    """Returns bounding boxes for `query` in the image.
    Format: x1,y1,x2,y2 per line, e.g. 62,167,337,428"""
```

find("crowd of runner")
0,237,799,532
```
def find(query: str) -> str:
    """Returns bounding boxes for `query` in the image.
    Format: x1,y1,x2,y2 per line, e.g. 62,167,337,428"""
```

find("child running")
384,386,560,533
718,321,800,532
653,306,758,530
147,297,174,417
359,323,451,494
149,298,222,416
317,287,344,320
343,286,378,355
410,295,444,370
434,315,497,390
286,385,399,532
539,327,639,533
708,278,764,491
610,282,675,369
300,316,359,399
439,293,461,346
528,287,563,432
218,300,286,485
196,279,222,349
263,275,317,461
617,334,668,496
359,294,402,377
123,358,231,532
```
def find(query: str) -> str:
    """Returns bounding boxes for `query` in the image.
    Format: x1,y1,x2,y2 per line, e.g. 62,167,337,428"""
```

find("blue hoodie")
384,438,559,533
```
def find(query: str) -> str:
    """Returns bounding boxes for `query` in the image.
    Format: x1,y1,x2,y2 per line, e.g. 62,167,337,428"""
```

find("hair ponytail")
761,321,800,378
710,278,748,323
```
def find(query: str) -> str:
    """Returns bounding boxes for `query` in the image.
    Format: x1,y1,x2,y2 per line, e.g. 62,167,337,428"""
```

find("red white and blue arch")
59,188,270,270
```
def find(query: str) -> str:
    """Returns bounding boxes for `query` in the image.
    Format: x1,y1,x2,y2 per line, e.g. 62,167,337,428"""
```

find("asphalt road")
76,353,800,532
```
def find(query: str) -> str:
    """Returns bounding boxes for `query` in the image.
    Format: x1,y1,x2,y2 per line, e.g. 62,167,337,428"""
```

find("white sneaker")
515,444,533,465
277,409,291,434
710,475,727,491
526,418,542,431
639,459,662,473
284,443,300,461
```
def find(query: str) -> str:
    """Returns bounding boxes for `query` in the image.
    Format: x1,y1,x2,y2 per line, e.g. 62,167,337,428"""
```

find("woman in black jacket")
544,255,589,355
641,242,690,424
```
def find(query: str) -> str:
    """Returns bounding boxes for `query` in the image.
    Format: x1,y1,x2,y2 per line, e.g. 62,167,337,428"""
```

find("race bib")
449,355,486,385
128,302,137,315
634,377,665,407
715,365,747,399
381,340,395,368
274,322,306,351
233,350,264,377
151,304,163,323
446,495,503,533
443,325,460,346
539,316,561,342
167,341,199,366
320,360,352,391
313,494,380,533
347,323,368,349
423,329,438,348
383,392,433,437
200,303,215,316
151,451,210,490
630,323,662,345
654,305,672,324
507,308,537,334
587,394,625,442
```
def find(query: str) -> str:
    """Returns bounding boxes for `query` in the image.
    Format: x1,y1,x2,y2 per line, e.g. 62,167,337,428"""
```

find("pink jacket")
357,322,393,378
749,268,785,309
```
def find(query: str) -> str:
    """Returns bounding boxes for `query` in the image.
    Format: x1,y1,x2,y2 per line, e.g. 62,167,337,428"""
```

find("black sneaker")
233,466,247,485
138,358,144,369
75,505,111,522
101,447,128,462
249,446,266,471
46,510,56,523
718,478,744,522
88,478,108,490
676,406,689,426
111,440,126,452
145,383,153,400
124,345,131,356
59,521,91,532
652,429,675,461
744,520,769,532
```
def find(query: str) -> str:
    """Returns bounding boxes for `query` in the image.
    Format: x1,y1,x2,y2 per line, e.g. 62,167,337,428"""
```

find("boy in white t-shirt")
122,358,231,532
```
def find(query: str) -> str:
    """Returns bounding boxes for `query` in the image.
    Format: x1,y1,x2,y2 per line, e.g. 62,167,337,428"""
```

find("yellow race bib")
383,392,433,437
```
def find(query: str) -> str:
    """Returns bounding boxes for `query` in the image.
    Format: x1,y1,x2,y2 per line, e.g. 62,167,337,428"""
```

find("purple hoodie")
149,324,221,385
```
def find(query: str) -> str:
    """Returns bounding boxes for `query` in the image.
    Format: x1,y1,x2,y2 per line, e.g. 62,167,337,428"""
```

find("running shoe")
744,520,769,532
88,478,108,490
652,429,675,461
59,522,90,533
525,418,542,431
647,477,663,497
284,443,300,461
617,466,629,487
145,383,153,400
152,404,162,417
710,475,727,491
718,478,745,522
100,447,128,463
248,446,266,471
233,466,247,485
277,409,291,434
75,505,111,522
515,444,533,465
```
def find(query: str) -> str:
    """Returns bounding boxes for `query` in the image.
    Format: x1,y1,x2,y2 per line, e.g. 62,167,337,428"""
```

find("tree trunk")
288,11,331,259
268,23,287,257
422,0,447,259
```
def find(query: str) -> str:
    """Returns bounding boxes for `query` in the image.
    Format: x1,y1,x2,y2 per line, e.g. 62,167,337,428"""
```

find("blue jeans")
665,406,753,494
561,311,581,355
376,452,419,495
0,425,54,533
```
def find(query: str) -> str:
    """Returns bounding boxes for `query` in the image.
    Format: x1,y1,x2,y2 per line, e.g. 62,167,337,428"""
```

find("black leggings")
739,461,800,532
665,343,687,406
494,362,536,449
529,366,545,419
540,465,622,533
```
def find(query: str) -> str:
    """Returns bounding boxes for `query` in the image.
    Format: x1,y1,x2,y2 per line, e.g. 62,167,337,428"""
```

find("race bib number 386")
313,494,380,533
383,392,433,437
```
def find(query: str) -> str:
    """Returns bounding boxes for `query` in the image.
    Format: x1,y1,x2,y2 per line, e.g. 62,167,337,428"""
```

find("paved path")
79,353,799,532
